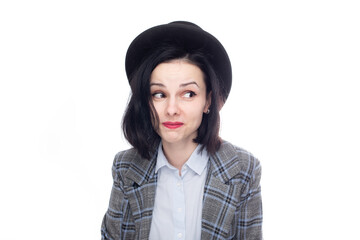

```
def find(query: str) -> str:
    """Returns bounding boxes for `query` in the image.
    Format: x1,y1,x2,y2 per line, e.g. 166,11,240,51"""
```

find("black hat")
125,21,232,101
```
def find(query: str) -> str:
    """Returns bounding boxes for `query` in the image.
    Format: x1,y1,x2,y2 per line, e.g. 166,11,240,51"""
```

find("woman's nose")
166,97,179,116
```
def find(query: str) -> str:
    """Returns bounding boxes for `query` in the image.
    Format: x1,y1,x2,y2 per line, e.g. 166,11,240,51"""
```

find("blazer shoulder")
219,140,259,164
212,141,260,183
112,148,157,186
111,148,142,179
113,148,140,168
229,142,260,168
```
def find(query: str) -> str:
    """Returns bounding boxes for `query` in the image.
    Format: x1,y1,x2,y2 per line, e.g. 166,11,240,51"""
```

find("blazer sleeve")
101,153,134,240
237,158,263,240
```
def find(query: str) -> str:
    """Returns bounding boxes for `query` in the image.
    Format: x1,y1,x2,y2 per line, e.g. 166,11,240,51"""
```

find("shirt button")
176,182,181,187
177,233,183,238
177,207,182,212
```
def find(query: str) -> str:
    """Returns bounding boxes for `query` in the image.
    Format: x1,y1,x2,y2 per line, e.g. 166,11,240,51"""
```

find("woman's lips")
162,122,184,129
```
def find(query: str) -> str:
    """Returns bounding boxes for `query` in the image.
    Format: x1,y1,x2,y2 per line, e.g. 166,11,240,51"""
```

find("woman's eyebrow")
150,83,165,87
180,81,199,88
150,81,199,88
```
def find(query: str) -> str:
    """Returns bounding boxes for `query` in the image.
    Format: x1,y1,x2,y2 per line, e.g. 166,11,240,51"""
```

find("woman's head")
122,21,232,159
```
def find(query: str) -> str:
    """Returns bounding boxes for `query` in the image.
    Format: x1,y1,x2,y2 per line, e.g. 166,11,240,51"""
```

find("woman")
101,21,262,240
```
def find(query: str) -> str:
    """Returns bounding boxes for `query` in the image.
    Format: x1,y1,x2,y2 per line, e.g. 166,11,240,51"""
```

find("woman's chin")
161,136,197,147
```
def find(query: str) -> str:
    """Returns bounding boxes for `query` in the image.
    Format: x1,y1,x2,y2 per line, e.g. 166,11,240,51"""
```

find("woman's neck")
162,141,198,171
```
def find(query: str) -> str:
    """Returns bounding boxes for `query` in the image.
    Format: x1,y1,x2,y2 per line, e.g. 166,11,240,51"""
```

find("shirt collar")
155,142,209,175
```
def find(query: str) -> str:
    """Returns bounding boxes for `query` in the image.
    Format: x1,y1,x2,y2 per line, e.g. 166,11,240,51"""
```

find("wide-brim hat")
125,21,232,101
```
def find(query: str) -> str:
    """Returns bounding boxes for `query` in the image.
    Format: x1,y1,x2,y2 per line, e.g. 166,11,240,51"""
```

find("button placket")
173,174,185,240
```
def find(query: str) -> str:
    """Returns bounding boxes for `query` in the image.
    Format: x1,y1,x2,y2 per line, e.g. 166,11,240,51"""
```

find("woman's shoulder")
214,140,261,176
114,148,141,162
112,148,143,170
112,148,156,183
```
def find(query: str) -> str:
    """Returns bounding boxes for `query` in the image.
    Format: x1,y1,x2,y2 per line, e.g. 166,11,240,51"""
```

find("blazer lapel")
201,142,244,239
123,152,157,240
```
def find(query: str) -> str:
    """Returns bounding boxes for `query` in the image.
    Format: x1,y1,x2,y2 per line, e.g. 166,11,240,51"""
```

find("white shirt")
149,143,209,240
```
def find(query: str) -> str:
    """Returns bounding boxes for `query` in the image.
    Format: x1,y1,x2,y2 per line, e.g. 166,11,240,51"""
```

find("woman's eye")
183,91,196,98
152,92,164,99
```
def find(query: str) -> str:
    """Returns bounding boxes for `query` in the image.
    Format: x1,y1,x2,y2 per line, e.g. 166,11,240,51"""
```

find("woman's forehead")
150,60,205,87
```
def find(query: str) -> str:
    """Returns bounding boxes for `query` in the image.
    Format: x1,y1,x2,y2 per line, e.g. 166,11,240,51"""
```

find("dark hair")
122,44,222,160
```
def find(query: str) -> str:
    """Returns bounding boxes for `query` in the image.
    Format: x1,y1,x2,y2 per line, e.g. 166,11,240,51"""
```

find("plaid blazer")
101,141,262,240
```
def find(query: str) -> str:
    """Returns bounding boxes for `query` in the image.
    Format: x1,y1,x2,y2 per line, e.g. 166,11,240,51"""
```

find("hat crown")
125,21,232,102
168,21,202,29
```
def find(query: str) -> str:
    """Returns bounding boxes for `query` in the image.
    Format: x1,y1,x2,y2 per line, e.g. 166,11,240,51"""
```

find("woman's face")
150,59,211,146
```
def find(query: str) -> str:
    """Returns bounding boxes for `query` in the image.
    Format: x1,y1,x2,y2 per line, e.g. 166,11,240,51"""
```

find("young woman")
101,21,262,240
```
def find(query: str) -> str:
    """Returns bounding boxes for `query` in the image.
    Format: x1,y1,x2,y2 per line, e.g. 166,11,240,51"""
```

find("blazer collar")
123,141,239,185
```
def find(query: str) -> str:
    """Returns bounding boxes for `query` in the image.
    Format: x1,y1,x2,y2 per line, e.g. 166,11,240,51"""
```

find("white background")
1,0,359,239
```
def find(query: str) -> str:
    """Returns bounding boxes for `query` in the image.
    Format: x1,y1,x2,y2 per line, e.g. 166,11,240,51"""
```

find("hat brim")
125,21,232,101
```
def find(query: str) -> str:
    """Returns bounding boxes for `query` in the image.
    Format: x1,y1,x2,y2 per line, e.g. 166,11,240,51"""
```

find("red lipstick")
162,122,184,129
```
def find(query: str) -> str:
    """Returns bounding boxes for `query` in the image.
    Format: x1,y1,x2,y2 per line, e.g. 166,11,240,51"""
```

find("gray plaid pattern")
101,141,262,240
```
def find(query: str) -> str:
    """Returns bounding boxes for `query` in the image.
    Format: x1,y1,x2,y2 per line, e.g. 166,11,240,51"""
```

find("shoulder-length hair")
122,44,223,160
